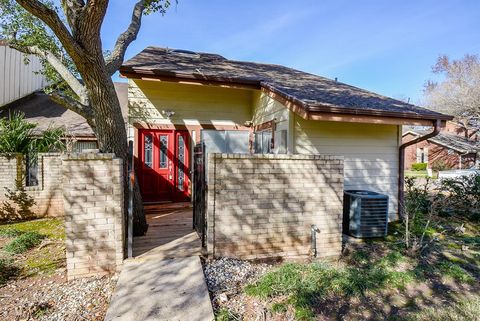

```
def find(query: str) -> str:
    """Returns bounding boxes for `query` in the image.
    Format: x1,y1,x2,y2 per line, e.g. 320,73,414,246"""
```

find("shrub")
411,162,428,171
0,256,19,285
440,174,480,221
4,231,44,254
430,159,451,172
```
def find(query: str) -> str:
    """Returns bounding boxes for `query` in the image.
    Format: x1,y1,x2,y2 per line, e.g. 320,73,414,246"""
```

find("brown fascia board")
120,67,453,123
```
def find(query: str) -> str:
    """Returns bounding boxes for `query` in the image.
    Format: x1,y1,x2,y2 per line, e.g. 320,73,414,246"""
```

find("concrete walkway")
104,256,214,321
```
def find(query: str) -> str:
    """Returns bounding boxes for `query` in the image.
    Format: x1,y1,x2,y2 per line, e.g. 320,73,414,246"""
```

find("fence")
205,153,345,260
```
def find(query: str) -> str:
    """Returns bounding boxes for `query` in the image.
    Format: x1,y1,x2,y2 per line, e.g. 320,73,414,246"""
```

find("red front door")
138,129,190,202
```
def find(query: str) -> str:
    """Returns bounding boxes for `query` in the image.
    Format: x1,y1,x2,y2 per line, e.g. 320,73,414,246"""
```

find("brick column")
63,153,124,280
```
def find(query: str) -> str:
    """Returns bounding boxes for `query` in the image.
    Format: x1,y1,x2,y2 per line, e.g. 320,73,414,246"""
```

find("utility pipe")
398,119,442,218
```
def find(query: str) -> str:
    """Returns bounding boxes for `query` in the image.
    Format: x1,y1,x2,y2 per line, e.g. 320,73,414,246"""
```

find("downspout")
398,119,442,218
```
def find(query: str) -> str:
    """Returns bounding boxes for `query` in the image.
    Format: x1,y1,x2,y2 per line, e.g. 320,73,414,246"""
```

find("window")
277,130,288,154
254,130,273,154
159,135,168,168
201,130,250,154
26,155,39,186
72,141,98,152
177,135,185,191
416,147,429,163
144,135,153,168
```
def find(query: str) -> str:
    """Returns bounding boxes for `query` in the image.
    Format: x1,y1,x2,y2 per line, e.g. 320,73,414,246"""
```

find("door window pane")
144,135,153,168
177,135,185,191
159,135,168,168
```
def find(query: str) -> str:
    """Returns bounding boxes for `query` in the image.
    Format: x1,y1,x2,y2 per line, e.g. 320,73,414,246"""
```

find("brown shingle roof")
0,82,128,138
120,47,452,122
405,129,479,153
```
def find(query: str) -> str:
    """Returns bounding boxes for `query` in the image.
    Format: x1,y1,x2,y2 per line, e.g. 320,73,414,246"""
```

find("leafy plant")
401,177,444,256
411,162,428,171
440,174,480,221
0,256,19,285
4,231,44,254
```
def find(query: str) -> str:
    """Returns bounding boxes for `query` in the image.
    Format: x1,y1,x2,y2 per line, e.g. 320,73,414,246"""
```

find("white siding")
0,45,46,106
294,115,400,218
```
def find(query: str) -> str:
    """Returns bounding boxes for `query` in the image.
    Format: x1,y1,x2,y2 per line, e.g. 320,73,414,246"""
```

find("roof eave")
120,67,454,125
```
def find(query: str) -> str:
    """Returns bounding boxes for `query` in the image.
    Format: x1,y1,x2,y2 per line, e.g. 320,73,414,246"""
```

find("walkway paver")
104,256,214,321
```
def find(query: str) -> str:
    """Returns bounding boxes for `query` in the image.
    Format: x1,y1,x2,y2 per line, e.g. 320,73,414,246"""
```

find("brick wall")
63,153,124,280
206,154,344,260
0,153,63,218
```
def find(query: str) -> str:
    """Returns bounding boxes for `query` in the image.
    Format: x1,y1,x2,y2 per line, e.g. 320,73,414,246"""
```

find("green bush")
0,256,18,285
440,174,480,221
411,162,428,171
4,231,44,254
431,159,451,171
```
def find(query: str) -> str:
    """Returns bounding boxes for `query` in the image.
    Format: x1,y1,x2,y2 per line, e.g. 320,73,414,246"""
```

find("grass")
437,260,475,284
0,218,65,280
403,295,480,321
0,218,64,240
215,308,239,321
245,251,416,320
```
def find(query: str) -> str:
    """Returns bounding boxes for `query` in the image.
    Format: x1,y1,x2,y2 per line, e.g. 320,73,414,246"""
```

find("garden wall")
206,154,344,260
63,153,124,280
0,153,63,218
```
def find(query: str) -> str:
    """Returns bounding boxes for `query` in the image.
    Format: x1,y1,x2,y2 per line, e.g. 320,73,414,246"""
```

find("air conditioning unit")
343,190,389,238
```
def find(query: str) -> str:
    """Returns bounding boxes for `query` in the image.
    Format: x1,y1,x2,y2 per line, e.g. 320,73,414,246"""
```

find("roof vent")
170,49,201,58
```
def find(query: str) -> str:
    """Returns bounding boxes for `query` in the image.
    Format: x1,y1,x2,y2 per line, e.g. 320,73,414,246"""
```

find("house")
119,47,453,222
1,42,128,152
0,83,128,152
403,121,479,170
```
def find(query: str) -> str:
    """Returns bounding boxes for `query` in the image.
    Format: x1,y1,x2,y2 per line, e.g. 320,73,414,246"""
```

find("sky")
102,0,480,104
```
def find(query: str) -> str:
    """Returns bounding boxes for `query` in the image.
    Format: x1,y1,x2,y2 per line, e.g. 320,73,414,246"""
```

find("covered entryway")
137,129,190,202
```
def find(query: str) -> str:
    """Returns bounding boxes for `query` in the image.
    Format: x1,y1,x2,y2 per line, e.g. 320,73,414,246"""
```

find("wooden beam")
308,112,439,126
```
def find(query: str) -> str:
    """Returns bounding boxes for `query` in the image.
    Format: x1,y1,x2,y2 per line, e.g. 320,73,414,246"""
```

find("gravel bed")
203,257,272,317
0,272,118,321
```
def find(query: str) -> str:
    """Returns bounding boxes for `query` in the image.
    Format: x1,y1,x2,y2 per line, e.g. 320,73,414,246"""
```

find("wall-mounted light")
162,110,176,119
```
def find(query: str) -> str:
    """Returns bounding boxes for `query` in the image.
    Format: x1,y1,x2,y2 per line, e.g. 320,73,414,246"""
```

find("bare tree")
0,0,174,235
423,54,480,134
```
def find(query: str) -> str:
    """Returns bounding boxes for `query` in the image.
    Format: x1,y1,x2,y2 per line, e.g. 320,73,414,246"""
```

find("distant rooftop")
0,82,128,138
121,47,453,122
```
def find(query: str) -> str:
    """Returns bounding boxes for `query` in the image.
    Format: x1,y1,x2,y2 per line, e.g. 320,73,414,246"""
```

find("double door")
138,129,190,202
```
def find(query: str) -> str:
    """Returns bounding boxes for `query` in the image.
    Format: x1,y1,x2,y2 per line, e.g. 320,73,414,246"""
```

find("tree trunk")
81,57,148,236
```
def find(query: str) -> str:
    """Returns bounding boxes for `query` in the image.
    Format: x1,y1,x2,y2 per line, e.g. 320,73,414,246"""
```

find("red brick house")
403,122,479,170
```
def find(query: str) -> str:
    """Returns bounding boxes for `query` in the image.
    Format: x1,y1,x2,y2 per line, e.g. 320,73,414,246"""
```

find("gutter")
398,119,442,218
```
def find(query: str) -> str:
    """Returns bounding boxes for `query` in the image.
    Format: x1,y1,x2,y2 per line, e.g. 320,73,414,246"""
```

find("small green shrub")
4,231,44,254
411,162,428,171
0,256,19,285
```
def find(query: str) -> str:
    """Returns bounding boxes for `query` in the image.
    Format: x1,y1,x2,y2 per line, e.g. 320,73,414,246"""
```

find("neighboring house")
119,47,452,219
0,42,128,152
403,122,479,170
0,83,128,152
0,42,47,106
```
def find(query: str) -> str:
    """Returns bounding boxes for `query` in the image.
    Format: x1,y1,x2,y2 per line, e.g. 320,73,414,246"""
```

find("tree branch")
14,0,84,57
49,90,95,128
10,43,89,105
105,0,146,75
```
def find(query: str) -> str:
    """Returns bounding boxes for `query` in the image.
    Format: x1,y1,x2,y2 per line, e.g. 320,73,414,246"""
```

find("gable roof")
404,129,479,154
0,82,128,138
120,47,452,123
